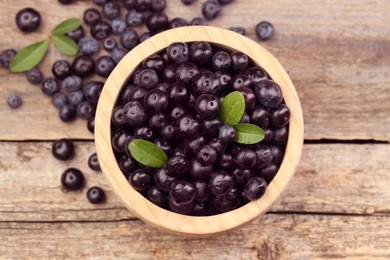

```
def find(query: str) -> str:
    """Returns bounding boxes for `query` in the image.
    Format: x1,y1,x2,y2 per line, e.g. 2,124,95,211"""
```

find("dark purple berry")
119,154,138,174
195,94,220,120
52,139,75,162
59,104,77,122
193,181,210,202
67,90,85,106
166,42,189,64
87,186,105,204
189,41,213,65
233,168,254,188
66,26,85,43
120,29,139,50
250,106,270,129
174,115,201,139
138,69,159,89
52,60,71,80
87,118,95,133
169,17,188,28
149,113,167,130
52,92,68,108
209,170,235,195
168,197,193,215
61,168,84,191
123,101,148,127
91,21,111,40
78,36,99,55
77,101,95,120
0,49,16,68
135,0,153,12
15,8,41,32
72,55,95,78
231,51,249,71
217,73,231,91
229,26,246,35
234,148,257,169
129,169,153,191
259,164,279,184
95,56,115,78
166,155,189,177
245,66,268,84
272,126,288,146
154,138,173,156
126,10,144,27
255,21,274,41
232,74,252,90
143,54,164,72
240,112,250,123
191,71,220,96
169,180,196,204
219,125,236,144
209,137,226,155
111,18,127,35
146,186,167,208
83,81,103,105
111,106,126,128
202,118,222,136
254,145,273,169
196,145,217,166
271,104,290,128
135,126,155,140
83,8,101,26
167,82,189,104
41,77,59,96
151,0,167,11
154,168,175,192
102,2,121,20
26,67,43,85
190,159,213,180
112,47,128,64
123,0,136,10
175,62,199,84
186,135,207,154
212,51,231,72
202,0,221,20
103,37,117,52
239,87,256,110
144,89,168,114
139,32,151,42
88,153,101,171
7,93,22,109
255,79,283,108
217,153,234,170
127,86,149,101
190,17,207,26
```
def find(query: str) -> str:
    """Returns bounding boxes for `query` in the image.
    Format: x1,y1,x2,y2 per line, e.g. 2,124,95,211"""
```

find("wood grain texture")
95,26,304,235
0,0,389,141
0,214,389,259
1,142,388,222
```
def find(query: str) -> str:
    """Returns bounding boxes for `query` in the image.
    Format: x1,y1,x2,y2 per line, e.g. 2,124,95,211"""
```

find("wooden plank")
0,0,389,140
0,142,389,222
0,214,389,259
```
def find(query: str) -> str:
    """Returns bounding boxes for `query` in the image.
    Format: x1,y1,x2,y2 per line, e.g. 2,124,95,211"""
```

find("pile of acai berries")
111,41,290,216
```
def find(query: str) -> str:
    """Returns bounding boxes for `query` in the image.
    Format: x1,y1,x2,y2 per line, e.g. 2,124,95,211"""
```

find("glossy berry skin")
15,8,41,32
166,42,189,64
112,47,127,64
168,82,189,104
146,186,167,208
135,126,154,140
66,26,85,43
193,181,210,202
240,112,250,123
111,107,126,128
146,12,169,33
166,155,189,177
212,51,231,72
25,67,43,85
102,2,121,20
191,71,221,96
83,81,103,105
202,118,222,136
154,168,175,192
186,135,207,155
103,37,117,52
217,153,234,170
138,69,159,89
129,169,153,191
169,180,196,204
272,126,288,146
144,89,168,114
0,49,16,68
255,21,274,41
151,0,166,11
91,21,111,40
218,125,237,145
61,168,84,191
174,115,201,139
244,177,267,201
59,104,77,122
126,10,144,27
175,62,199,84
7,93,22,109
95,56,115,78
160,124,175,142
78,36,99,55
231,51,249,72
41,77,59,96
88,153,101,171
52,60,71,80
232,74,252,90
72,55,95,78
77,101,95,120
209,137,226,155
52,93,68,108
120,29,139,50
170,105,187,121
87,186,105,204
87,118,95,133
271,104,290,128
246,66,268,84
139,32,151,42
250,106,270,129
202,0,221,20
149,113,167,130
195,94,220,120
209,171,235,195
123,101,148,127
128,87,149,102
111,18,126,35
229,26,246,35
135,0,153,12
196,145,217,166
238,87,256,110
233,168,254,188
211,188,241,212
83,8,101,26
119,154,138,174
254,145,273,169
143,54,164,72
217,73,231,91
169,18,188,29
255,79,283,108
154,138,173,156
67,90,85,107
168,197,193,215
234,148,257,169
263,128,273,144
190,159,213,180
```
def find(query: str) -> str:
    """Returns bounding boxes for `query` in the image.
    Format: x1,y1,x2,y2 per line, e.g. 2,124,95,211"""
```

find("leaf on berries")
52,34,79,56
51,18,82,35
234,123,265,144
129,139,168,168
220,91,245,125
9,40,49,73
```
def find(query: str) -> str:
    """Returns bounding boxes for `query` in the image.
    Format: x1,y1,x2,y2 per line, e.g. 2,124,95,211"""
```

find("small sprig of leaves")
221,91,265,144
9,18,81,73
128,91,265,168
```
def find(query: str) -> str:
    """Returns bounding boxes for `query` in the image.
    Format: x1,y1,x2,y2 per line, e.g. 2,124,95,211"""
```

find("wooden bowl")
95,26,304,236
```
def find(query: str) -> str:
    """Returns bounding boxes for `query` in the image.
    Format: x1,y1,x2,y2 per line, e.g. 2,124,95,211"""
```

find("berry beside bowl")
95,26,304,236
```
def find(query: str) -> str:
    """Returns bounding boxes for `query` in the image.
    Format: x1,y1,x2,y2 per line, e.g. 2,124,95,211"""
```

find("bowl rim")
95,26,304,236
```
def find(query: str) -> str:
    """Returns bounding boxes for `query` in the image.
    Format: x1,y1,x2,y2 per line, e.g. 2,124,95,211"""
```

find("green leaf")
129,140,168,168
9,40,49,73
234,123,265,144
220,91,246,125
51,18,82,35
52,34,79,56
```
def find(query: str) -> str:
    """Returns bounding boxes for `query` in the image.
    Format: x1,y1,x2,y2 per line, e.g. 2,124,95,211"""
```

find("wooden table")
1,0,389,259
